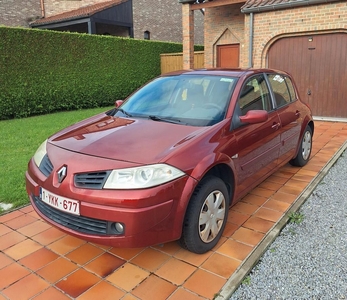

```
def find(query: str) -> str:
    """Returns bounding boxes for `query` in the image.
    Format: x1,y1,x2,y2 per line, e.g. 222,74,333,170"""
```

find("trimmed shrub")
0,27,203,119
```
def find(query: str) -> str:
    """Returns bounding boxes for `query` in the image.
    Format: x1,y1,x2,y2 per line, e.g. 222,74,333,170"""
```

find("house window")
144,31,150,40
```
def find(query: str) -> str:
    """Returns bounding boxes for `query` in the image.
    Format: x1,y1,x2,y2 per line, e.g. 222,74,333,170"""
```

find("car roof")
161,68,289,78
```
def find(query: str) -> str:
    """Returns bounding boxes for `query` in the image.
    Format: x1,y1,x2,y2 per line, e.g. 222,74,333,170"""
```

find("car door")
230,74,282,199
266,73,301,165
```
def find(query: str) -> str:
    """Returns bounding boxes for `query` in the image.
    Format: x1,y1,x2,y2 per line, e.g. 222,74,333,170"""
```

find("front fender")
189,151,236,182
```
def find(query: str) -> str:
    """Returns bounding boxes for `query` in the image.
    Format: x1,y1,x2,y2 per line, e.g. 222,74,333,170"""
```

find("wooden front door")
217,44,239,68
268,33,347,118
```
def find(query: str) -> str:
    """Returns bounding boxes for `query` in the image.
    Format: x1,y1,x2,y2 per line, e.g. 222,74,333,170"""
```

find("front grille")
33,195,108,235
39,154,54,177
74,171,110,189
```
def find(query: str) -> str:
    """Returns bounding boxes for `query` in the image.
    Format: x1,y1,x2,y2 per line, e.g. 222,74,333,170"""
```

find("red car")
26,69,313,254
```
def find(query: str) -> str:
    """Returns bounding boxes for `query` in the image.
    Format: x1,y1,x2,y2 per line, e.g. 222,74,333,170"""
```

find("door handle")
307,89,311,95
272,122,280,130
295,110,300,117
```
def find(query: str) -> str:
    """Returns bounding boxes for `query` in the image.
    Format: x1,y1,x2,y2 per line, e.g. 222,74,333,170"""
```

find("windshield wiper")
148,115,182,124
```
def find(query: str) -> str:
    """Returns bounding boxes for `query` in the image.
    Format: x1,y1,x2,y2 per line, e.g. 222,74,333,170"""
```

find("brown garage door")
268,33,347,118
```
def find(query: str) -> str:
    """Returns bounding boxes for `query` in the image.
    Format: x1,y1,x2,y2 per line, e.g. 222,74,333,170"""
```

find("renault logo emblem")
57,166,67,183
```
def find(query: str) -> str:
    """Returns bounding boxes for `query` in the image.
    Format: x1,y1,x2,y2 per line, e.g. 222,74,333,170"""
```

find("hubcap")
199,190,226,243
302,130,312,160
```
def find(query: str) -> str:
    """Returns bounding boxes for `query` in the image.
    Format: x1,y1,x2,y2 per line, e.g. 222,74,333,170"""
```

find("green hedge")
0,27,203,120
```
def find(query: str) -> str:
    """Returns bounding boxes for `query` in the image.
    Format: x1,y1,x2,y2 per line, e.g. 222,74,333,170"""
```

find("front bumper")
26,157,197,248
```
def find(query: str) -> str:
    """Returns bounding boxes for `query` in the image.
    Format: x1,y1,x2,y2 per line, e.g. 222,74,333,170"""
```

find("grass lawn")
0,106,112,213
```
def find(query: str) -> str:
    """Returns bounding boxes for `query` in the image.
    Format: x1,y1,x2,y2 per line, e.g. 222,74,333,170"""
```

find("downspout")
248,12,253,68
40,0,45,18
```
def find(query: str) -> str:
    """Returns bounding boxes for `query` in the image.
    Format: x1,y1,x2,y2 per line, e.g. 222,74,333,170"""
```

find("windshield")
117,74,238,126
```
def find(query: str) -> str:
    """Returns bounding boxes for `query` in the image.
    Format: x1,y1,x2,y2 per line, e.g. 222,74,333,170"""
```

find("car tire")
290,125,313,167
179,176,229,254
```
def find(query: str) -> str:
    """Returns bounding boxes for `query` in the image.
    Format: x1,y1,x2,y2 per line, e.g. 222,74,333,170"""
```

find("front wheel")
290,125,313,167
179,176,229,254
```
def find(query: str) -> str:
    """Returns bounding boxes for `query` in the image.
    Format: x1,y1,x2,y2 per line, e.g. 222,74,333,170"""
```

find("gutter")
178,0,196,3
241,0,342,13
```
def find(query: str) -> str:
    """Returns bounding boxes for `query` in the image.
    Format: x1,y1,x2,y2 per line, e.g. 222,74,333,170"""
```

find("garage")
268,33,347,119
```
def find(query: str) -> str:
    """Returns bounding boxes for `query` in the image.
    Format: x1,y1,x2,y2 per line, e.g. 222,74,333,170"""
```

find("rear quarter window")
284,77,297,102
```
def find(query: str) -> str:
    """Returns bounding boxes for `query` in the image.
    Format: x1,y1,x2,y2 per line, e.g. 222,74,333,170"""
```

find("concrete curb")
217,140,347,300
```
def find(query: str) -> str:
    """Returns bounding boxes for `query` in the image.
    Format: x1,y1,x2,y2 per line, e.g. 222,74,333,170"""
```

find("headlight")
103,164,185,189
33,140,47,167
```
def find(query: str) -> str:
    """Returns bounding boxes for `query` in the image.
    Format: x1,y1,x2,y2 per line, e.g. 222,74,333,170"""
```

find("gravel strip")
230,149,347,300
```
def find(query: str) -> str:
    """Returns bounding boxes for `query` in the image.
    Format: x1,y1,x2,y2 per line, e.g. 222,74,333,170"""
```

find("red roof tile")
241,0,340,12
243,0,284,9
31,0,127,26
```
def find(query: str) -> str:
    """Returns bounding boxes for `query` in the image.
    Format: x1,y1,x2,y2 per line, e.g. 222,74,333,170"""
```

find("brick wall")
204,3,244,68
43,0,97,17
132,0,203,44
250,2,347,68
190,1,347,68
182,3,194,69
0,0,41,27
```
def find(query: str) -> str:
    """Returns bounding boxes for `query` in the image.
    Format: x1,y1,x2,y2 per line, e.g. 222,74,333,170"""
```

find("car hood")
49,113,208,164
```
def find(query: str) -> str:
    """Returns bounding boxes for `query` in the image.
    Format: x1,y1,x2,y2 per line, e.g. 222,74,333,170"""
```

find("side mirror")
115,100,124,108
239,110,268,124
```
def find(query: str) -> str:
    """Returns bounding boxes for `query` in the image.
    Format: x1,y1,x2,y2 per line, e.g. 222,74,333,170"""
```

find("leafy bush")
0,27,203,120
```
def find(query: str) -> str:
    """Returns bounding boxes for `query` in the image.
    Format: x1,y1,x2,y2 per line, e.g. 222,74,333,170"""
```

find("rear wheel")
180,176,229,254
290,125,312,167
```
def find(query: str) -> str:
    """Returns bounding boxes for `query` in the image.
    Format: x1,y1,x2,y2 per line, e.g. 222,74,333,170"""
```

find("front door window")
239,74,273,114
